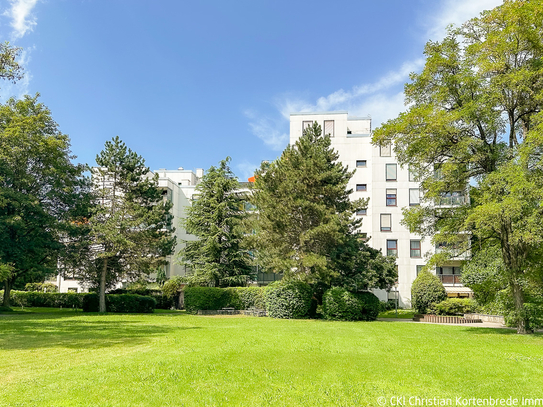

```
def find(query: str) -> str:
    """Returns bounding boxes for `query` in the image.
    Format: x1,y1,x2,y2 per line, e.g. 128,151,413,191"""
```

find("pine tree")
252,122,394,288
88,137,176,312
179,158,253,287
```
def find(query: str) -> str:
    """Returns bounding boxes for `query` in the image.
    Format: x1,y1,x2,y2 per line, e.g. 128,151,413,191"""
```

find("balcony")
436,191,468,207
437,274,462,286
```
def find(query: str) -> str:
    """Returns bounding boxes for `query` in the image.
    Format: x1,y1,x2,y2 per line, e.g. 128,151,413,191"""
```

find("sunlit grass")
378,309,416,319
0,312,542,406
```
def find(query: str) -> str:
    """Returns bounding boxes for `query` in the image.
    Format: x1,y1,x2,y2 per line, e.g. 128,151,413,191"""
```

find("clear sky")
0,0,502,180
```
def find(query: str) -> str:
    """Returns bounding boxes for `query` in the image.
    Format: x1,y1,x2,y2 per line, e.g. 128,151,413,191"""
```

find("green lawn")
1,312,542,406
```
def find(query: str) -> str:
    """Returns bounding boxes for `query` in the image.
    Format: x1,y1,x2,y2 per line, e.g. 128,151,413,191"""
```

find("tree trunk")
2,279,11,308
512,279,531,334
99,258,108,313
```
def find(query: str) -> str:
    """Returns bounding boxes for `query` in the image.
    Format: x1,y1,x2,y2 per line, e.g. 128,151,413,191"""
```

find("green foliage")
411,271,447,314
264,281,313,319
226,287,266,310
179,158,253,287
253,122,390,289
86,137,176,312
429,298,478,316
372,0,543,333
183,287,229,313
7,291,87,308
24,282,58,293
523,302,543,331
162,277,185,299
379,300,397,312
0,95,90,307
82,293,156,313
0,262,12,283
322,287,380,321
461,247,507,305
0,42,24,85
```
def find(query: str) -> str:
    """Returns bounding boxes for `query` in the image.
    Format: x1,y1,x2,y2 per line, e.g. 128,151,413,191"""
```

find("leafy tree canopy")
372,0,543,333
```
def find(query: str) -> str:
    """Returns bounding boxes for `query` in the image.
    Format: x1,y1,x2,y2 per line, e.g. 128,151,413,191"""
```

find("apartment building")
290,112,470,306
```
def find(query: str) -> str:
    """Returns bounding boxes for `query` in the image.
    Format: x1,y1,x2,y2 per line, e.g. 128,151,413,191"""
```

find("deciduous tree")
373,0,543,333
0,95,88,306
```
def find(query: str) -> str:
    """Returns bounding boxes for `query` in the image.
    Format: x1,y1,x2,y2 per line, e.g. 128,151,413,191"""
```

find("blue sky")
0,0,502,180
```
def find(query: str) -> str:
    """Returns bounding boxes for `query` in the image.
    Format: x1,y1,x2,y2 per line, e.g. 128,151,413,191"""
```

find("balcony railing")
437,274,462,286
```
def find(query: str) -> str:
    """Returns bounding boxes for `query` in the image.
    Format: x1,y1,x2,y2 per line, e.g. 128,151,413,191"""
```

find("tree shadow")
0,313,201,351
462,326,543,336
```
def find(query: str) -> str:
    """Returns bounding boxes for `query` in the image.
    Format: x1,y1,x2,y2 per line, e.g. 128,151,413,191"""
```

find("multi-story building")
289,111,471,306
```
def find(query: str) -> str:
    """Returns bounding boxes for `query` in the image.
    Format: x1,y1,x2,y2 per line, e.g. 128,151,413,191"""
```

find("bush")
430,298,478,316
184,287,229,313
322,287,380,321
379,300,397,312
225,287,266,310
82,293,156,313
8,291,87,308
524,302,543,331
264,281,313,319
411,271,447,314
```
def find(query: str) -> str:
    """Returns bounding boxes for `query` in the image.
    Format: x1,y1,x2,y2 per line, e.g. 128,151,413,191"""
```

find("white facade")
155,168,204,278
290,112,467,306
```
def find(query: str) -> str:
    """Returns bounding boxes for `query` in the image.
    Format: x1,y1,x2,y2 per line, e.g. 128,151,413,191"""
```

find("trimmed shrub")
8,291,87,308
379,300,397,312
430,298,478,316
323,287,380,321
225,287,266,310
264,281,313,319
82,293,156,313
411,271,447,314
184,287,229,313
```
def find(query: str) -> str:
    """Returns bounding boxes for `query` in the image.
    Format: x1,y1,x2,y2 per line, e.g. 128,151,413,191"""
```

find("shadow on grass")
0,313,201,351
462,326,543,336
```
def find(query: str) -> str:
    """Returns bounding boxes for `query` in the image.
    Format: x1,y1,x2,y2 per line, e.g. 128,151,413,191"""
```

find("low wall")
415,314,482,324
464,313,505,324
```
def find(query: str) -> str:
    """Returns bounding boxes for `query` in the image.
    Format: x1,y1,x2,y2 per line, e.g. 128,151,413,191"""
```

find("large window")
324,120,334,137
356,184,367,192
380,214,392,232
302,121,313,134
356,160,367,168
410,240,421,258
387,240,398,257
409,188,420,206
386,164,397,181
386,189,397,206
380,142,391,157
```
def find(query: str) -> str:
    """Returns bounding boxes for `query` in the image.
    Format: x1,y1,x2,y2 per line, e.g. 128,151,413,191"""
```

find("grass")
378,309,416,319
1,311,542,406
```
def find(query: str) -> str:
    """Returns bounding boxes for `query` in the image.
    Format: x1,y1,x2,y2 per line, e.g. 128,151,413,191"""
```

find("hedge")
82,293,156,313
430,298,478,316
264,281,313,319
182,286,267,313
5,291,87,308
322,287,380,321
109,288,174,310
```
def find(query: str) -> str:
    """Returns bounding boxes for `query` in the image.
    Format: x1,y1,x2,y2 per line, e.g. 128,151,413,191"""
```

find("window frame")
386,239,398,257
356,160,367,168
386,163,397,181
386,188,397,206
410,240,421,258
356,184,367,192
380,213,392,232
324,120,334,137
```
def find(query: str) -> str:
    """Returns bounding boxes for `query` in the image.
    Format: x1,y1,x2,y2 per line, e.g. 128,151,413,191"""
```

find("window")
410,240,421,258
302,121,313,134
385,164,397,181
356,160,367,168
380,142,391,157
409,166,418,182
324,120,334,137
409,188,420,206
416,265,425,275
387,240,398,257
386,189,397,206
380,214,392,232
356,209,367,216
356,184,367,191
